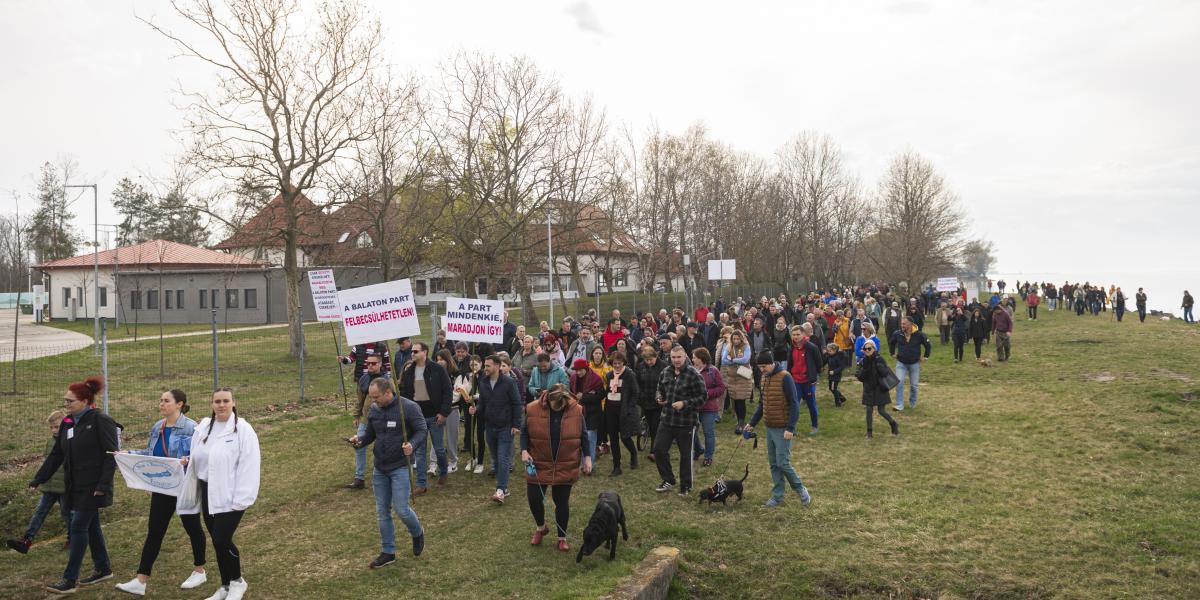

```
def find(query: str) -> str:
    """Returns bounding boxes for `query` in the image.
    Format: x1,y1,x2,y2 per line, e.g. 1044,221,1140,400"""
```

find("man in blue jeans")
351,378,427,567
474,355,523,504
889,317,931,410
347,355,387,489
397,342,453,495
783,324,822,435
744,350,811,508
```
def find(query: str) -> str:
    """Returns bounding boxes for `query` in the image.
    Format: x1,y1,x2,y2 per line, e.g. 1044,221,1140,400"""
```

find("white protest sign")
707,259,737,281
936,277,960,292
308,269,341,322
114,453,186,496
443,296,505,343
338,279,421,346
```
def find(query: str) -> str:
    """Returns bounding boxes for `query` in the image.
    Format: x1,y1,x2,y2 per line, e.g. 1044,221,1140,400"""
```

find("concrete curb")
602,546,680,600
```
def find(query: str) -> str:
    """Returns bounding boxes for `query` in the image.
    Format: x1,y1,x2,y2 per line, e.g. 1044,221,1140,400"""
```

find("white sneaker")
473,464,484,474
447,462,458,473
115,578,146,596
226,578,248,600
427,464,437,475
204,587,228,600
491,488,506,504
180,570,207,589
465,459,475,471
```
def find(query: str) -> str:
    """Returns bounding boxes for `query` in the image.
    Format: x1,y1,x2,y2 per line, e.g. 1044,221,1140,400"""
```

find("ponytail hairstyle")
167,388,190,414
67,376,105,406
203,386,238,443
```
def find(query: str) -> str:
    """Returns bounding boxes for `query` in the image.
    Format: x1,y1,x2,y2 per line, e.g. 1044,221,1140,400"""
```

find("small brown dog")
979,358,992,367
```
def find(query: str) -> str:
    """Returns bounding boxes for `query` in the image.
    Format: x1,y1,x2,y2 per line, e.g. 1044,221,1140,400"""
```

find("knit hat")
754,351,774,365
571,358,589,370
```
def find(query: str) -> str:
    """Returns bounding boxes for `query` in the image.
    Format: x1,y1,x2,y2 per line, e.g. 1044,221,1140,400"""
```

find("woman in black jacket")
602,352,641,475
968,307,990,360
854,342,899,438
950,307,970,363
30,376,120,594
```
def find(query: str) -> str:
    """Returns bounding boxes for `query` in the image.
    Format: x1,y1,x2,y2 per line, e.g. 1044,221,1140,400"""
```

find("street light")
65,183,99,354
547,207,555,326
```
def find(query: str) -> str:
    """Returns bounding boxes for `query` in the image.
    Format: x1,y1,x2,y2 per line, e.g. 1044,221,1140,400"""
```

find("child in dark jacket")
6,411,71,554
824,344,848,407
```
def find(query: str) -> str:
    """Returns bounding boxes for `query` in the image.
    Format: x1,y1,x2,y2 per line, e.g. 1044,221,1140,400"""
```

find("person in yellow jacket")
833,309,854,368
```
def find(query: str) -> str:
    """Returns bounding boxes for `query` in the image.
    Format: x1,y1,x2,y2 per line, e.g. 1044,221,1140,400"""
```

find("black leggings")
826,379,844,404
865,405,897,434
643,407,661,453
603,404,637,467
732,398,748,424
199,481,245,586
527,483,572,537
952,332,967,361
973,338,984,359
138,492,206,576
471,410,486,465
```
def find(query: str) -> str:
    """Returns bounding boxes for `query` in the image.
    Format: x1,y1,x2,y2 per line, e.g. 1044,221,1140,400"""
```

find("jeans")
1137,306,1146,322
64,509,110,583
415,416,448,487
485,426,514,491
1185,307,1195,324
895,361,920,409
1115,307,1125,322
355,422,369,480
952,331,967,361
584,429,598,461
24,491,70,540
765,428,807,502
372,467,423,554
698,412,718,460
793,380,818,429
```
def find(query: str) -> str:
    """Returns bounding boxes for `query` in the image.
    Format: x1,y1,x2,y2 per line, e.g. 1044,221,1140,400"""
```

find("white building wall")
45,268,118,320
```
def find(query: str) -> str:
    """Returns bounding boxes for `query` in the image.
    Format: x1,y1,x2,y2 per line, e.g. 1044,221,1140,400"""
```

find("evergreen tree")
27,162,80,263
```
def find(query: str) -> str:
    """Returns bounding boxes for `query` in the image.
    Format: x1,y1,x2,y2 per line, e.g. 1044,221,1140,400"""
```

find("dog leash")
715,430,755,482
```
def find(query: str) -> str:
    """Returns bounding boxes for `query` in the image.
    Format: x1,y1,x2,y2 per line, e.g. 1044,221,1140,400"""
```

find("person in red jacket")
600,319,625,352
1026,290,1040,320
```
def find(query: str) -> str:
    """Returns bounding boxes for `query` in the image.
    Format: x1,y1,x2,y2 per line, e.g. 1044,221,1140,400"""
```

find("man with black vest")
744,350,811,509
397,342,452,494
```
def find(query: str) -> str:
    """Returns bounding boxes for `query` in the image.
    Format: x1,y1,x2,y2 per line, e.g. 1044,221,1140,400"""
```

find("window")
130,290,142,310
226,289,239,308
99,287,107,308
76,287,83,305
165,290,173,309
600,269,629,289
337,231,351,244
414,279,428,296
62,287,70,308
476,277,513,295
244,289,257,309
355,231,373,248
147,290,159,310
429,278,454,294
211,289,219,309
200,289,207,309
176,290,184,310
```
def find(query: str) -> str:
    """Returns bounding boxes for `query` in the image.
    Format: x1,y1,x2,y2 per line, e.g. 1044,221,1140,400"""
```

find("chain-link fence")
1,314,357,464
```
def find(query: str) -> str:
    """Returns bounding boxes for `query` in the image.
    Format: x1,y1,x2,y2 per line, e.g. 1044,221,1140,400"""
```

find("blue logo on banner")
134,459,182,490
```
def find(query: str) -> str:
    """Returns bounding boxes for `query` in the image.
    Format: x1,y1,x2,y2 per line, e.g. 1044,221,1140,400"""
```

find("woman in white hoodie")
178,388,260,600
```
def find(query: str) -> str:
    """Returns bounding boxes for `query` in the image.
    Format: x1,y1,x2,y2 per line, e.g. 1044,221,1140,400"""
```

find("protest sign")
114,453,186,496
338,279,421,345
308,269,341,322
443,296,505,343
707,259,737,281
936,277,960,292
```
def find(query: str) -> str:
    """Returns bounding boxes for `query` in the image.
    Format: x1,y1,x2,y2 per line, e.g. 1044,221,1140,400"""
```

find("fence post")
211,309,219,390
299,321,306,402
331,322,347,411
101,319,109,415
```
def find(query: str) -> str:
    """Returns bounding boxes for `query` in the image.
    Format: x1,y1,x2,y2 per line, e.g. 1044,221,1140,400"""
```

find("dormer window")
337,232,351,244
355,231,373,248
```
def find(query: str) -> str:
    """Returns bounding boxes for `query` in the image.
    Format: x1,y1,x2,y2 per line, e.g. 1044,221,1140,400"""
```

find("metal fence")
514,283,791,327
0,313,355,464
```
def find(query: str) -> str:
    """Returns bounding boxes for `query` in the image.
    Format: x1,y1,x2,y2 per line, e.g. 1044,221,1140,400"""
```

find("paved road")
0,309,95,361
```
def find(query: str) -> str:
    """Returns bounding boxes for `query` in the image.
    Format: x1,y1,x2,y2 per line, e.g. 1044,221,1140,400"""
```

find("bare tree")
144,0,384,357
861,151,967,290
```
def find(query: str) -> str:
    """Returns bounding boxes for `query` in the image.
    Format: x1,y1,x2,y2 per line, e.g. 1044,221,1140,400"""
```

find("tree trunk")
283,211,305,358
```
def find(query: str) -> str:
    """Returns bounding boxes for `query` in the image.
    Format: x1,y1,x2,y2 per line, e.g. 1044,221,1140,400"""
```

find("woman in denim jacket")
115,390,208,596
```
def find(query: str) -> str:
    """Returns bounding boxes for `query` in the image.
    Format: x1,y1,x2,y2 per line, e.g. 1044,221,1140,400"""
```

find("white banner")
308,269,341,322
338,279,421,346
114,453,186,496
443,296,505,343
707,259,737,281
936,277,960,292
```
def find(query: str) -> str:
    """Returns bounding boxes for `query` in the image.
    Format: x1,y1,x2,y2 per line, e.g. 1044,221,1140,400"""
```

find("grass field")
42,319,271,341
2,303,1198,598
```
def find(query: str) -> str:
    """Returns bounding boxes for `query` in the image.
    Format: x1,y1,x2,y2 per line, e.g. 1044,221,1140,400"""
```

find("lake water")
990,271,1200,316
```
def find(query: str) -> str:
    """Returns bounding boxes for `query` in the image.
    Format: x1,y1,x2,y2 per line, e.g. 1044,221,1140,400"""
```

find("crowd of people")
17,277,1194,595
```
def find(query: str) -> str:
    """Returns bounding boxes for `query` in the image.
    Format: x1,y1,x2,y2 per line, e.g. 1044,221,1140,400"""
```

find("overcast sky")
1,0,1196,275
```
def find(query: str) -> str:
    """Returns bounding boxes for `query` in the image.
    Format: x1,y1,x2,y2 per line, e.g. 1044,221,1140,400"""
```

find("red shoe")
556,538,570,552
530,526,550,546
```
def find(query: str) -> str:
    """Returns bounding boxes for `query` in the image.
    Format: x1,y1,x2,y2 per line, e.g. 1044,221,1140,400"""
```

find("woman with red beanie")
30,376,121,595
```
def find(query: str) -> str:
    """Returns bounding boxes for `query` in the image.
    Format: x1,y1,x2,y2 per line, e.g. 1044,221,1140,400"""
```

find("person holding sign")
115,390,208,596
177,388,260,600
350,378,427,566
30,376,120,595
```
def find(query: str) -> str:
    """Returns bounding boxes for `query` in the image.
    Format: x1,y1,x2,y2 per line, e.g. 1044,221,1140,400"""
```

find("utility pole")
65,183,99,355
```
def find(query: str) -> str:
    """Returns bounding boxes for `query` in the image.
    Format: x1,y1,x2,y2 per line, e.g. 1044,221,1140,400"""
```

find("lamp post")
547,208,555,326
65,183,99,354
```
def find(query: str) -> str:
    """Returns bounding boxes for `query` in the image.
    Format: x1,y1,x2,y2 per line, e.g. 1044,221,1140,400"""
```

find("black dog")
576,490,628,563
698,465,749,507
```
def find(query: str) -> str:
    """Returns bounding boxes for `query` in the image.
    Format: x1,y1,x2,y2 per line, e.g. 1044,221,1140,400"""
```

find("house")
34,240,269,324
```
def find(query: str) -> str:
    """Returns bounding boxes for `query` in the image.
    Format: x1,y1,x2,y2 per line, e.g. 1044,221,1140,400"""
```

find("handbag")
879,365,900,391
736,365,753,380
